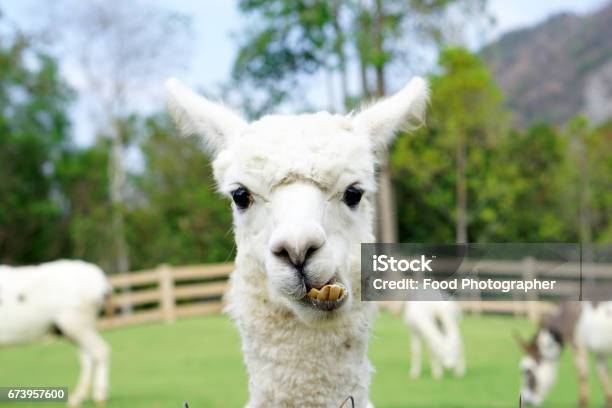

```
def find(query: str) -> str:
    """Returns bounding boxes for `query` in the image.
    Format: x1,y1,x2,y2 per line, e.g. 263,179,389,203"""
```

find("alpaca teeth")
328,285,341,301
307,284,344,301
308,288,319,299
317,285,330,301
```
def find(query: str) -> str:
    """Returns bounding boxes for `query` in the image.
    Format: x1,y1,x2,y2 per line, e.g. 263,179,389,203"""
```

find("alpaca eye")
343,186,364,208
231,186,252,210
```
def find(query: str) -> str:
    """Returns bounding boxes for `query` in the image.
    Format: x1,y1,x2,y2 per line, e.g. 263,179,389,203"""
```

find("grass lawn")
0,311,606,407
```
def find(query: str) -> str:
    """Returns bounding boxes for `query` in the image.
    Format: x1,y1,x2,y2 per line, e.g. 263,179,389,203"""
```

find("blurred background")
2,0,611,272
1,0,611,407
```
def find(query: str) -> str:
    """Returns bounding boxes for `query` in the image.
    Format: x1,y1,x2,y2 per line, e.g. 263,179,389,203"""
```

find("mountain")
482,2,612,127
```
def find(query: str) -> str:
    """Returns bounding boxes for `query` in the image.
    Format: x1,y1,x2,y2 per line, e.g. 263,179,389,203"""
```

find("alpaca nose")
270,225,326,269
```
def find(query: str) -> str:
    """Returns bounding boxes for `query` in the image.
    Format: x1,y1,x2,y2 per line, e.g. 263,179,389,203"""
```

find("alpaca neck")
226,258,375,408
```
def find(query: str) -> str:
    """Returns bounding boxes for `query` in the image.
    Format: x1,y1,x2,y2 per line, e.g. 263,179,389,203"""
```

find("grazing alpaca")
166,77,428,407
0,260,111,407
404,301,465,379
516,301,612,407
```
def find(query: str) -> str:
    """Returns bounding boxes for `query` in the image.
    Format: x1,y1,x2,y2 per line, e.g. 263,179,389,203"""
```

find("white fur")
403,301,465,379
576,302,612,355
353,77,429,149
166,78,247,154
0,260,111,407
166,77,429,407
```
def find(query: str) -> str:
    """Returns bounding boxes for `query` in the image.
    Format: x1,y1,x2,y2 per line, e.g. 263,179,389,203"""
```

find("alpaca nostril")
303,244,321,264
271,242,322,269
305,245,318,259
272,247,291,263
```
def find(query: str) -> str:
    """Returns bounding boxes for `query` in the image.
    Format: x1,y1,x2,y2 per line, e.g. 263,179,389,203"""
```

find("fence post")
522,256,538,321
158,264,176,323
472,269,482,315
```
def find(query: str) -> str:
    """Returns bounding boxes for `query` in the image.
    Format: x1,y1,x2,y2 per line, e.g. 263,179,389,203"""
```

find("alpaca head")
166,78,428,323
516,329,562,406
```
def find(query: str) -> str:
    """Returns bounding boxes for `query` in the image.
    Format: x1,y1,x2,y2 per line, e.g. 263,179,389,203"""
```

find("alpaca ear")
513,331,531,353
165,78,247,155
353,76,429,148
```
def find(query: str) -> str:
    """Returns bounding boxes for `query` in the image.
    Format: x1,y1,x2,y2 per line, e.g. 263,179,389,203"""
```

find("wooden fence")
98,263,233,330
454,257,610,320
381,257,611,320
98,258,611,329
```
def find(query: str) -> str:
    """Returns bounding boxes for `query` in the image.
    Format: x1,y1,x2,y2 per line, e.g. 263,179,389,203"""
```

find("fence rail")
99,258,611,329
98,263,233,330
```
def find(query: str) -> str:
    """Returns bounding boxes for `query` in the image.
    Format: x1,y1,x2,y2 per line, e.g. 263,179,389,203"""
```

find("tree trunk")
456,137,468,244
358,56,370,99
372,0,397,243
373,0,386,99
375,84,397,243
109,119,129,275
324,64,336,113
576,133,593,262
356,1,371,99
377,152,397,243
109,118,131,313
331,2,349,110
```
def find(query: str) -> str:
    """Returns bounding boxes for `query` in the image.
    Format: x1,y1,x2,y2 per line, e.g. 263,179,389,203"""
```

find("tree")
127,116,233,270
565,117,612,250
233,0,488,242
41,0,191,273
392,47,507,243
54,139,114,271
491,125,571,242
586,121,612,243
567,117,593,259
0,31,72,264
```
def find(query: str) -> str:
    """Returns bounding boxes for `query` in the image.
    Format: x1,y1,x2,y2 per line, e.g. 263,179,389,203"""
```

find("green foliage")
0,34,72,264
391,47,612,243
233,0,475,112
127,116,233,270
429,47,505,141
564,117,612,243
588,122,612,242
392,47,507,242
51,115,236,272
233,0,334,111
54,140,115,271
487,125,573,241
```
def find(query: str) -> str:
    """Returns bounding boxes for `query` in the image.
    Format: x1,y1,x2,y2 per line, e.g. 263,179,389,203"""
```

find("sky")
2,0,609,146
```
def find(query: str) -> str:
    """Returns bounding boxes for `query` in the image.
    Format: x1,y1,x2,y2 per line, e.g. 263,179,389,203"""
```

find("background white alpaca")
0,260,111,407
166,76,428,407
404,301,465,380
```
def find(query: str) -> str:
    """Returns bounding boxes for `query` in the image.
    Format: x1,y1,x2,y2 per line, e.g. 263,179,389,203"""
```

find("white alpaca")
166,77,428,407
404,301,465,379
0,260,111,407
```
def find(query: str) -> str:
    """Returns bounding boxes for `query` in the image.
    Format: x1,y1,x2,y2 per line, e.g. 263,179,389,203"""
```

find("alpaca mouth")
300,279,347,311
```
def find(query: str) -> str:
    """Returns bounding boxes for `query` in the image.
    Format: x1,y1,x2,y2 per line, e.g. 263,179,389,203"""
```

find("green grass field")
0,312,606,407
